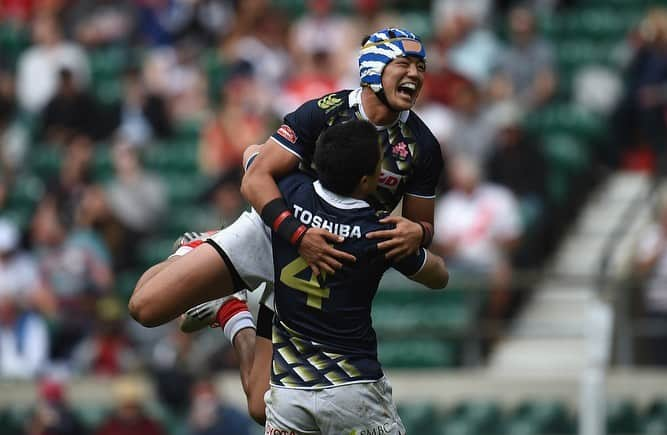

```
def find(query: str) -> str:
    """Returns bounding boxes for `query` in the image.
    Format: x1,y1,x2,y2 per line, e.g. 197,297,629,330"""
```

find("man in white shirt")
433,155,522,319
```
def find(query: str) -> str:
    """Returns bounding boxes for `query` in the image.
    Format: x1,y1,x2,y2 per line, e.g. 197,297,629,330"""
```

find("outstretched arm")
409,250,448,289
241,138,356,276
367,195,435,261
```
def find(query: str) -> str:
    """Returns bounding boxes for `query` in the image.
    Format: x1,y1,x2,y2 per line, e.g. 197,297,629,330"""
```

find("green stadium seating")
378,338,459,368
144,144,199,173
6,174,44,209
30,146,62,180
398,403,439,435
451,400,503,435
607,399,640,435
0,22,29,69
510,400,574,435
524,104,605,143
159,205,221,237
165,173,211,206
137,237,178,269
372,288,474,336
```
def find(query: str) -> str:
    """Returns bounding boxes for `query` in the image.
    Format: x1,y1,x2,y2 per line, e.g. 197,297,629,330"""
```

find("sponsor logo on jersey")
317,94,343,111
277,124,297,144
391,141,409,160
378,169,402,191
293,204,362,238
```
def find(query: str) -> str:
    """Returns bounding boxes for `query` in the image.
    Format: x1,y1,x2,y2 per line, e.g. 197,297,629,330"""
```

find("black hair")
314,120,380,196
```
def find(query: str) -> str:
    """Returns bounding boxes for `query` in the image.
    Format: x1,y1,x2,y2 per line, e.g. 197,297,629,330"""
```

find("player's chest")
378,128,418,191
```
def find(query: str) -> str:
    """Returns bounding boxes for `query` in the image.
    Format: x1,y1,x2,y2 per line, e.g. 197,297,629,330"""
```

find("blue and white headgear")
359,28,426,93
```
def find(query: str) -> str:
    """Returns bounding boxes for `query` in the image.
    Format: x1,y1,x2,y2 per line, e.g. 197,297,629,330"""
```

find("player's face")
381,56,425,110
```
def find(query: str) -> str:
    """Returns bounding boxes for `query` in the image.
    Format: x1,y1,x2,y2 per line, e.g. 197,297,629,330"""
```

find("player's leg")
245,304,273,424
264,386,320,435
129,242,237,327
316,378,406,435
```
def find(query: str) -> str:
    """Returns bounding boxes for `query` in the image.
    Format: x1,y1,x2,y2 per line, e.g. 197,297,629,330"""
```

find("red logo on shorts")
277,124,297,144
265,424,296,435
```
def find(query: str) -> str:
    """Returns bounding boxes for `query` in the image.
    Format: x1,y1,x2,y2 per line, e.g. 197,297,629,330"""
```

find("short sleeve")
392,247,427,277
404,120,444,199
270,98,329,161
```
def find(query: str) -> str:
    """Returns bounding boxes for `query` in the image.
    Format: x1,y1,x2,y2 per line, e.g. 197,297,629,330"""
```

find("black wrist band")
260,198,308,246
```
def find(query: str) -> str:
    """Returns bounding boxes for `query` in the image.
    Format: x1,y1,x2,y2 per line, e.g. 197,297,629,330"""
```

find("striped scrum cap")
359,28,426,93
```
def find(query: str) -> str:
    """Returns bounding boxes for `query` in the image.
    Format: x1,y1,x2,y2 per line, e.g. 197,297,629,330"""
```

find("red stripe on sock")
216,298,250,328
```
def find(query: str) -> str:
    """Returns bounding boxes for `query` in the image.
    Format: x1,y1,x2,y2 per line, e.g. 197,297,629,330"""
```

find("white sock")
223,311,256,344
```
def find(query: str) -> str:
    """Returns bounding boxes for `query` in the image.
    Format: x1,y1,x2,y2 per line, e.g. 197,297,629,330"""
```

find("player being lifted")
129,28,443,423
265,120,447,434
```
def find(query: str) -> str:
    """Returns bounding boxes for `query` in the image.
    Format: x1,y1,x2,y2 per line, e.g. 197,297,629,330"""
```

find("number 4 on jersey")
280,256,330,309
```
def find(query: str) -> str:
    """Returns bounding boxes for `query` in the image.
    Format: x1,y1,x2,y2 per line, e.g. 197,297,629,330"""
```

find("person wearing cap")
95,377,165,435
131,28,443,424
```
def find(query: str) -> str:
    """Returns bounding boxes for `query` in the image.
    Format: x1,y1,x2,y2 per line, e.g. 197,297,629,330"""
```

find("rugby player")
129,28,443,423
264,119,448,434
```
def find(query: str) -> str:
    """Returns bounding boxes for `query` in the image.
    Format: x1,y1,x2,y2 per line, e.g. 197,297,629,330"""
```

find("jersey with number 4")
271,88,443,214
270,172,427,389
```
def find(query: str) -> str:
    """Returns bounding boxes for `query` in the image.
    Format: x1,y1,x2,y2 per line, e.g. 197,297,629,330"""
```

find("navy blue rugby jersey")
270,172,427,389
271,88,444,213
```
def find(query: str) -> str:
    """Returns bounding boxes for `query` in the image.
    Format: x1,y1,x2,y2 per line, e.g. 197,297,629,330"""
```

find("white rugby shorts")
207,210,276,301
264,377,405,435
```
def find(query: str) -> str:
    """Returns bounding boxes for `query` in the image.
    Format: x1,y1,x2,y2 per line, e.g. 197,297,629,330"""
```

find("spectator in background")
611,8,667,172
16,13,89,113
489,5,557,109
31,195,113,366
198,62,268,176
635,188,667,365
188,378,252,435
0,70,29,175
143,41,208,123
485,101,547,225
433,156,522,320
0,292,49,379
71,295,138,376
41,68,101,145
0,218,45,311
109,68,171,147
441,74,499,162
200,168,247,228
429,0,499,87
26,378,87,435
67,0,136,48
289,0,354,80
228,8,290,95
47,134,94,221
105,138,167,241
95,377,165,435
278,49,340,115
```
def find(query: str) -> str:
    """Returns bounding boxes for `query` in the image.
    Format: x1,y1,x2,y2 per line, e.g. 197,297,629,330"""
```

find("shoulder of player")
405,110,440,147
308,89,353,113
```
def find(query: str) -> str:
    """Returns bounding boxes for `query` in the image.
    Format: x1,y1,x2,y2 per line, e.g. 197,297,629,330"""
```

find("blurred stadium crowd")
1,0,667,433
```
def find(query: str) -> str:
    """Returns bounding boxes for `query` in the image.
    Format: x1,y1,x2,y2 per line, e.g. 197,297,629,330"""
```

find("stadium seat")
378,338,459,368
144,144,199,173
159,205,220,237
451,400,503,434
6,174,44,209
511,399,574,435
137,237,179,269
372,288,473,335
607,398,640,435
30,146,62,180
524,104,605,143
398,403,439,435
165,173,211,206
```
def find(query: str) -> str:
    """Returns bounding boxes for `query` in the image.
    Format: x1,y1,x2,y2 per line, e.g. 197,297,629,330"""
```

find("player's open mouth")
397,82,417,99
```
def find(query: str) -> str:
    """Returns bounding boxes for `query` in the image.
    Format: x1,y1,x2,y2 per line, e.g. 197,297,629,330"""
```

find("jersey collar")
314,181,370,210
348,88,410,130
